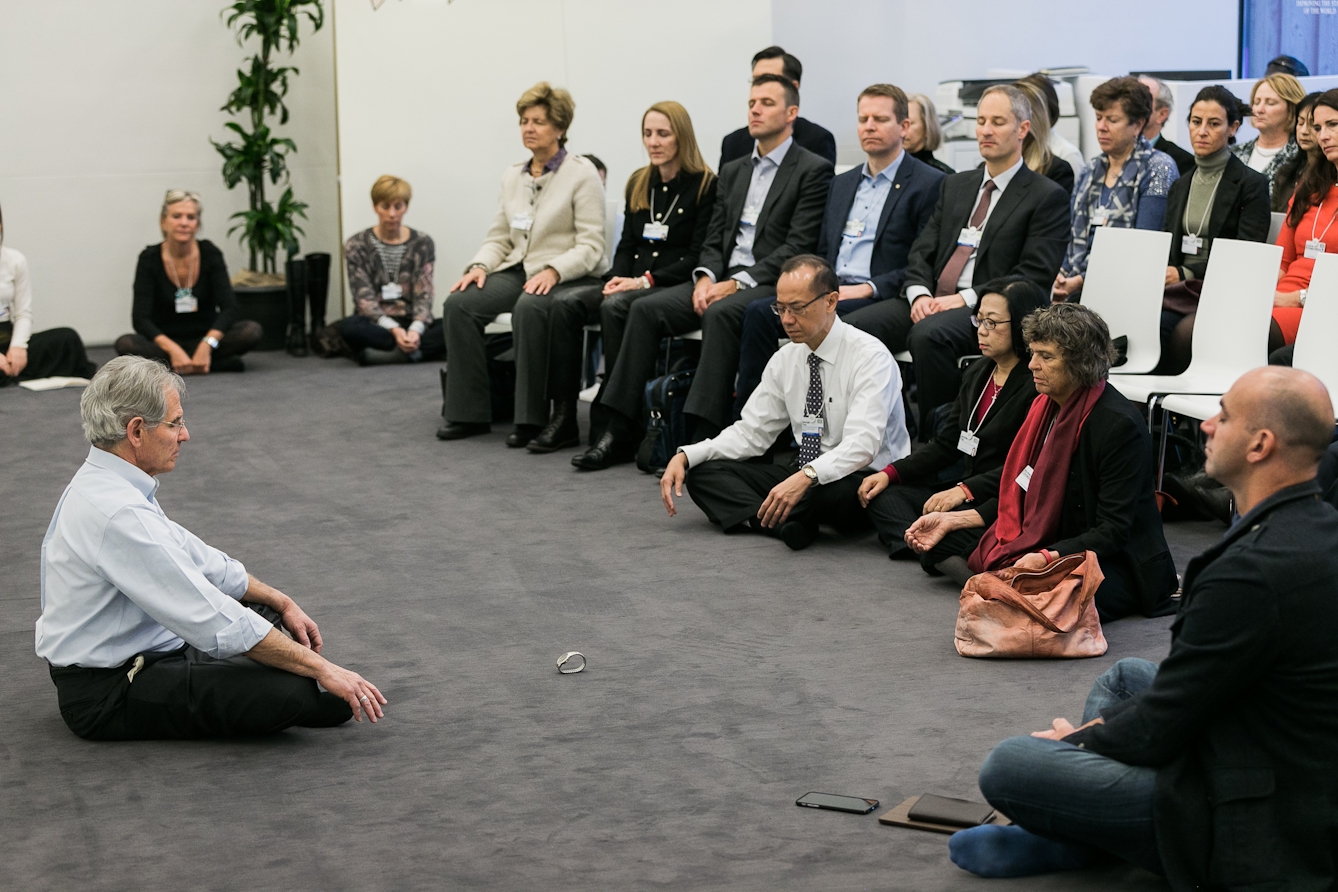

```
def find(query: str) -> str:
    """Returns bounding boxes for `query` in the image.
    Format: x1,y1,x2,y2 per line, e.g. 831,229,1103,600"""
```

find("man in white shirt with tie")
36,356,386,740
660,255,909,550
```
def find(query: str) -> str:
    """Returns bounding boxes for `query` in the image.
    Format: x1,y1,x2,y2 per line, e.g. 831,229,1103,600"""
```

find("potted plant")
214,0,323,349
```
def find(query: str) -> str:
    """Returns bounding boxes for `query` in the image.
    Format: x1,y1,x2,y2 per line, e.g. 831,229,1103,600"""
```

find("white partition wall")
333,0,771,316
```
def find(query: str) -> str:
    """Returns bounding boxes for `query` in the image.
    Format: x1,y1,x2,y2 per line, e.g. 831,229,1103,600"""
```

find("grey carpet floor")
2,348,1222,891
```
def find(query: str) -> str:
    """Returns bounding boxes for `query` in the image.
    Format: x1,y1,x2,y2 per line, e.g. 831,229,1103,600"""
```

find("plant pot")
234,283,288,351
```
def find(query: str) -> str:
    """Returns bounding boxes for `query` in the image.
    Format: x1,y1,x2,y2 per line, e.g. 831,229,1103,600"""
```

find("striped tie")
798,353,823,465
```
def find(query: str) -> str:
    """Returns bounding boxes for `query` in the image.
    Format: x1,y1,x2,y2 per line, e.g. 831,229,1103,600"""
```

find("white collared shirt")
695,136,795,289
906,155,1025,309
680,317,909,483
36,447,272,668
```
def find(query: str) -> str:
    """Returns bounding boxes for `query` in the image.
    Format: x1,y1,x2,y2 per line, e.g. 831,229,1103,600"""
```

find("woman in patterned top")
1053,77,1179,301
330,175,441,364
1232,73,1307,212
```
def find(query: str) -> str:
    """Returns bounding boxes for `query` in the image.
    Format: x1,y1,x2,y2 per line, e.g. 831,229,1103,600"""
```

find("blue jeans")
977,658,1164,875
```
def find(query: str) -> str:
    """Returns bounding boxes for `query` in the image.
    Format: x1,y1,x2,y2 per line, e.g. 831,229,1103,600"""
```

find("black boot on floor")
527,401,580,453
437,421,490,440
573,431,634,470
213,356,245,373
506,424,542,448
779,520,817,551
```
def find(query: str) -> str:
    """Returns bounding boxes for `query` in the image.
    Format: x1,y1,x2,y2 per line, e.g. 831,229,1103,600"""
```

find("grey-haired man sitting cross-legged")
36,356,386,740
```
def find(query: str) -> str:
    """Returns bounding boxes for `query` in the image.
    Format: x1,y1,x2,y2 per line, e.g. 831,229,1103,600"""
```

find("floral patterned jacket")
1062,136,1179,277
1231,136,1302,212
344,227,435,325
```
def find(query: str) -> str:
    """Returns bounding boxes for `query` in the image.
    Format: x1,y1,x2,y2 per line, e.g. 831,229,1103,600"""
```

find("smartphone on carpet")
795,792,879,814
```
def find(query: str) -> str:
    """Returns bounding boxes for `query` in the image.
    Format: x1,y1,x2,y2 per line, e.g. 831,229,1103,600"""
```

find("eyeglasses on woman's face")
970,315,1011,332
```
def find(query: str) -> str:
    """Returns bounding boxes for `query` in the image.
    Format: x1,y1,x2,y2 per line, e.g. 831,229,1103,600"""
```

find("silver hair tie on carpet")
556,652,586,674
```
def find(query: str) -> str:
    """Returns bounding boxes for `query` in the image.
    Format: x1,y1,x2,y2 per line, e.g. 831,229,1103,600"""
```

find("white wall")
333,0,771,314
0,1,338,345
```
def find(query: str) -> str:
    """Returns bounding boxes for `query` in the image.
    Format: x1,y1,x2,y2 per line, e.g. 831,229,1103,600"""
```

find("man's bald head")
1236,367,1334,463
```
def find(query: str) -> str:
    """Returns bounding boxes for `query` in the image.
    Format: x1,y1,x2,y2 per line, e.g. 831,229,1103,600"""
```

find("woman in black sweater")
115,191,261,373
860,276,1040,561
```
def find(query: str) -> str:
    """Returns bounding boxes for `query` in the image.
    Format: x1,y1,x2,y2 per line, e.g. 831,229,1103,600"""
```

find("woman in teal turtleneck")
1157,86,1273,374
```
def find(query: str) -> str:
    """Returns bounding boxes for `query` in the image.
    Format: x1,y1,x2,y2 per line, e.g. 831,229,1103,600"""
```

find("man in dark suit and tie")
731,83,945,416
578,73,832,466
719,47,837,169
845,84,1070,438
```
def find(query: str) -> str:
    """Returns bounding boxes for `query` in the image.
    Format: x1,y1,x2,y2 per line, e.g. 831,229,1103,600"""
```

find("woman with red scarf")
904,303,1178,621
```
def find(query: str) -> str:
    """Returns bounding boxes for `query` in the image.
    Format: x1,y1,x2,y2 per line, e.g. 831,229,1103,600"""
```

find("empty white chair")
1079,227,1174,374
1287,253,1338,395
1268,211,1286,246
1108,238,1282,408
483,312,512,335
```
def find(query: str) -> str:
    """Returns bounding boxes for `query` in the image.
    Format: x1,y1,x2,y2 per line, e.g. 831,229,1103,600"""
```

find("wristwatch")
1300,288,1308,307
204,336,220,349
801,465,818,482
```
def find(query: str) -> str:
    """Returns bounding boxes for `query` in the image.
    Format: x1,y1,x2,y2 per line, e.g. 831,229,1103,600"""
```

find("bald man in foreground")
948,367,1338,889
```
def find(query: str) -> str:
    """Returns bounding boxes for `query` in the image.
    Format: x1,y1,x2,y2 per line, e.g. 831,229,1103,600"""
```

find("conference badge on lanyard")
957,226,982,247
511,212,534,232
1016,465,1034,492
643,222,669,241
1181,234,1203,255
1305,238,1327,260
174,288,198,314
957,430,980,456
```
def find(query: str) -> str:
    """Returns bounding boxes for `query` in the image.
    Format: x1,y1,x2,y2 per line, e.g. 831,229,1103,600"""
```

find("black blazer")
1069,481,1338,890
901,163,1070,299
1041,155,1074,195
1164,153,1271,282
610,169,718,288
911,148,956,176
132,240,238,341
1154,134,1197,177
696,142,833,288
815,154,945,299
973,385,1177,617
719,116,837,169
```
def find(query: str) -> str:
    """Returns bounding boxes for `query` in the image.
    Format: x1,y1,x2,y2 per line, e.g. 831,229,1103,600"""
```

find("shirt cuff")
867,281,878,299
693,267,717,284
377,315,401,331
732,272,757,289
881,464,900,483
219,558,249,599
906,285,932,303
212,608,273,659
960,288,978,309
409,320,427,335
1181,267,1195,282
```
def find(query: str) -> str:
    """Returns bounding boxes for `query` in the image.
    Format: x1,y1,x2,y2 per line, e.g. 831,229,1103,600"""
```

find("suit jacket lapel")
755,146,800,234
721,160,752,258
1205,167,1243,236
977,166,1033,258
944,168,986,255
827,170,860,259
874,157,913,241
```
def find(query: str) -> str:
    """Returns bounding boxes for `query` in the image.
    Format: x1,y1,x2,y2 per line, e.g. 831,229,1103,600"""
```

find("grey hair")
80,356,185,448
980,84,1032,128
161,189,202,222
1142,76,1174,112
907,93,944,151
1021,303,1118,388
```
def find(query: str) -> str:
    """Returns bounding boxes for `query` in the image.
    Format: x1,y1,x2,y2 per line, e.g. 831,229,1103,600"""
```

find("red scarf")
968,382,1105,572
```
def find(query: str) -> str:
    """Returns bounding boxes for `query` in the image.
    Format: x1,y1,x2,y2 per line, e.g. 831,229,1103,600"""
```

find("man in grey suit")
578,73,833,466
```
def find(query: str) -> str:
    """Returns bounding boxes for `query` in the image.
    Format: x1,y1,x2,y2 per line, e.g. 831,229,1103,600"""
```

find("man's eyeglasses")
157,418,188,432
970,316,1011,332
770,293,827,317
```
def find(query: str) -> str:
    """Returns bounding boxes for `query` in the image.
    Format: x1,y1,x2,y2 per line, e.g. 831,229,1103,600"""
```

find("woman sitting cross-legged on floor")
858,276,1040,561
900,302,1178,622
116,190,261,374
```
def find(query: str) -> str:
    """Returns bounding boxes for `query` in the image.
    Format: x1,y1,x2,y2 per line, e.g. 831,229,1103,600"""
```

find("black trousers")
115,321,263,363
544,282,604,404
334,314,445,359
49,644,352,741
685,455,873,535
596,281,702,421
864,483,939,558
681,284,776,430
0,324,96,382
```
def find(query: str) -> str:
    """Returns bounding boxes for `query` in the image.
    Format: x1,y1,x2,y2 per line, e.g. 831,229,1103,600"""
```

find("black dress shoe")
436,421,490,440
571,431,631,470
527,401,580,453
779,520,817,551
505,424,542,448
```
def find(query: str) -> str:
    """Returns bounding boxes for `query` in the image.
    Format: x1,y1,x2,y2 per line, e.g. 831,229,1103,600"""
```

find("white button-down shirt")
680,317,909,483
36,447,272,668
906,155,1024,309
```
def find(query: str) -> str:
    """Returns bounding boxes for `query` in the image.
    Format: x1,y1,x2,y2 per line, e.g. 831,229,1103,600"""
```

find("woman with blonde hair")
904,93,955,175
563,101,719,464
1014,79,1074,194
439,82,607,445
1233,72,1308,210
116,191,261,373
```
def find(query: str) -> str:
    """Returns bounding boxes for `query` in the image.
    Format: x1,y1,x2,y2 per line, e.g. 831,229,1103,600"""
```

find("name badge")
643,222,669,241
0,299,10,323
1305,238,1328,260
1091,209,1111,228
510,213,534,232
801,415,824,437
957,226,982,248
1181,234,1203,255
381,283,403,302
957,430,980,456
740,206,760,226
174,289,198,314
843,218,865,238
1016,464,1034,492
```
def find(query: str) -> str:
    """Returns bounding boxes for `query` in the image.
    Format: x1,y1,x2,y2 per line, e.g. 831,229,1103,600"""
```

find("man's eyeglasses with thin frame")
770,293,829,317
156,418,188,432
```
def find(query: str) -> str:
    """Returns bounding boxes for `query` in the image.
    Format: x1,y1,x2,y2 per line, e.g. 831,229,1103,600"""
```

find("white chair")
1268,211,1286,246
1108,238,1282,413
1079,227,1174,374
483,312,512,336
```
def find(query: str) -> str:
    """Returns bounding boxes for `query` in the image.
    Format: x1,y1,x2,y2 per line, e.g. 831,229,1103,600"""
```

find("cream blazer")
468,153,608,282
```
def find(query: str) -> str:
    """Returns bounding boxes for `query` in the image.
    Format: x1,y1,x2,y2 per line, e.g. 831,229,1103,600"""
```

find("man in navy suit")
732,83,945,417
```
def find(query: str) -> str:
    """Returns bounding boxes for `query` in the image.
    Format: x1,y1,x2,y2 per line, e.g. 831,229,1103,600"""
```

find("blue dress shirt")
834,152,906,296
36,447,273,668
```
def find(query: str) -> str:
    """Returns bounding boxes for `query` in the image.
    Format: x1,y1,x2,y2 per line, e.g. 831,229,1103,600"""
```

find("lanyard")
1183,170,1224,238
1311,192,1338,246
964,373,1001,436
649,186,682,224
164,245,198,293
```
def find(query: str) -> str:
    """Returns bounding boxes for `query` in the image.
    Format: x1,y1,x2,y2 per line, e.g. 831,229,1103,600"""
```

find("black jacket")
901,163,1070,299
719,117,837,169
815,154,945,299
132,240,238,341
973,384,1178,617
610,169,718,288
890,357,1034,520
1164,153,1272,283
1041,155,1074,196
911,148,956,176
696,142,833,287
1154,134,1197,177
1069,481,1338,891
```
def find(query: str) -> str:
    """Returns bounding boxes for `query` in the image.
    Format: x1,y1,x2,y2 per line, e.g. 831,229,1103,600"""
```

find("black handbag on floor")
636,368,695,474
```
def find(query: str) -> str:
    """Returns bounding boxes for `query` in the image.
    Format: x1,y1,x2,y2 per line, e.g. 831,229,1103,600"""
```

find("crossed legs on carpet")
334,314,445,361
115,320,263,371
949,657,1162,878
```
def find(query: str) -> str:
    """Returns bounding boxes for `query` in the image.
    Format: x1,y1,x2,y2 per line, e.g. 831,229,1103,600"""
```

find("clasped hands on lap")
909,292,967,323
156,331,223,375
692,275,740,316
0,345,28,377
660,452,812,527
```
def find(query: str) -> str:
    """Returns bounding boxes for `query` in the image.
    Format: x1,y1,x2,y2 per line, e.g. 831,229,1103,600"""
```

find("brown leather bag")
955,551,1108,658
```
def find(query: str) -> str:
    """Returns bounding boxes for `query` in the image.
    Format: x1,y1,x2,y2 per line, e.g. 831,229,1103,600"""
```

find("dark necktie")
798,353,823,465
935,179,997,297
